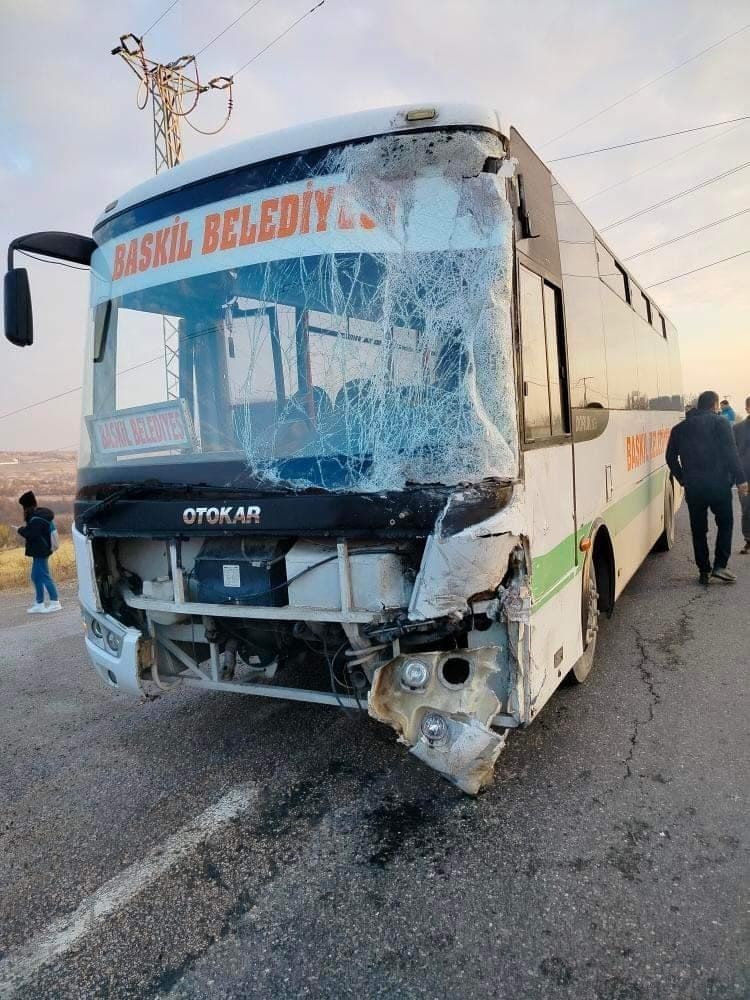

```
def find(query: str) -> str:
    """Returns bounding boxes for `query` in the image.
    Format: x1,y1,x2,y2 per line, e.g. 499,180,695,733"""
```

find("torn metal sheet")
408,526,520,621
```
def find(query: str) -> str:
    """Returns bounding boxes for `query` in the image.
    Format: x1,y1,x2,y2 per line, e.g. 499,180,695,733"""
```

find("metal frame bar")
122,589,378,624
158,634,210,681
180,675,366,709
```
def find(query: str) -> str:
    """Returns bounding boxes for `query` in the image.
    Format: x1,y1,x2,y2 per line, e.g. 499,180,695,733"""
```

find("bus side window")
543,283,569,436
519,265,569,442
519,265,552,441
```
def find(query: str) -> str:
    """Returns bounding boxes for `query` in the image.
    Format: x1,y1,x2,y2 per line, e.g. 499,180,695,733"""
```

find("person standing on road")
666,390,749,585
14,490,62,614
720,399,736,423
733,395,750,555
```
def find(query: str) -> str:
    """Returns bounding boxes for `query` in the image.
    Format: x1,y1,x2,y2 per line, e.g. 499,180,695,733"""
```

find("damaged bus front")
4,109,548,793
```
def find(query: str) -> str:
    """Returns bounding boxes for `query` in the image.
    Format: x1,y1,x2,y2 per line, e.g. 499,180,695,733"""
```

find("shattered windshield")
83,130,518,492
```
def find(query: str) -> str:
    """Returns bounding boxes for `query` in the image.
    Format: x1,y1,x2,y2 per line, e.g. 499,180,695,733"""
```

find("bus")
4,103,682,794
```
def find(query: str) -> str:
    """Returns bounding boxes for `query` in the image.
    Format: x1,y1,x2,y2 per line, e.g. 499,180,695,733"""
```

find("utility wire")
142,0,183,38
542,20,750,149
548,115,750,161
232,0,327,77
17,250,89,273
196,0,267,56
623,207,750,260
600,160,750,231
646,249,750,288
0,356,163,422
580,119,747,203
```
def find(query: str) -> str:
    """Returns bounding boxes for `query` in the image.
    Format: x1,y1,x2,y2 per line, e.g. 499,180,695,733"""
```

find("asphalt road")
0,506,748,1000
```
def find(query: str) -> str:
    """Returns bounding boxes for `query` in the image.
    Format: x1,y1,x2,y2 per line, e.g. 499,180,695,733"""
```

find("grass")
0,538,77,592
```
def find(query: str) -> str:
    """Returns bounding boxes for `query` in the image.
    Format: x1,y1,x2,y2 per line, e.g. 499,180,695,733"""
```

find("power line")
600,160,750,231
646,249,750,288
580,119,747,204
548,115,750,162
541,20,750,149
623,207,750,260
232,0,327,77
196,0,267,56
17,250,89,273
142,0,182,38
0,356,163,422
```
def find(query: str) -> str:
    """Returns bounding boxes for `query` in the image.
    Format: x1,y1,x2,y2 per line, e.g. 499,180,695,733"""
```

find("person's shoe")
27,602,46,613
42,601,62,613
741,542,750,555
698,572,711,586
711,567,736,583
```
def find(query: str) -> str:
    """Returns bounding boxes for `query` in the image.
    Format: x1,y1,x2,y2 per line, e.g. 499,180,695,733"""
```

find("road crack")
623,590,706,779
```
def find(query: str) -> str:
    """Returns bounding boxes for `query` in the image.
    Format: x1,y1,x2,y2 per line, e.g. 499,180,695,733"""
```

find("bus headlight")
105,629,123,655
420,712,449,745
91,619,103,639
401,659,430,690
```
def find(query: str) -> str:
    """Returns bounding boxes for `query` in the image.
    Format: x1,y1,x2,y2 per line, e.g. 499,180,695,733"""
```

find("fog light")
401,659,430,690
420,712,449,745
105,630,122,654
91,619,103,639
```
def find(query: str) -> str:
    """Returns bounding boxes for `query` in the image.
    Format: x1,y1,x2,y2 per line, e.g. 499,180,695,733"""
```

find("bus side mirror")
4,268,33,347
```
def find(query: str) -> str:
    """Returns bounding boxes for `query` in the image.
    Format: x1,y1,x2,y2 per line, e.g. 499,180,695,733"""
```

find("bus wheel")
654,480,675,552
570,560,599,684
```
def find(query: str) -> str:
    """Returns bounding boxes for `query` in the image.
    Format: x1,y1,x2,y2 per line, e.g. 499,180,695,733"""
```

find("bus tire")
654,479,675,552
570,559,599,684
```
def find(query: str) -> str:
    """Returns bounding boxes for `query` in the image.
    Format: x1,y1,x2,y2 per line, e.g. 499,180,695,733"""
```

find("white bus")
4,104,682,793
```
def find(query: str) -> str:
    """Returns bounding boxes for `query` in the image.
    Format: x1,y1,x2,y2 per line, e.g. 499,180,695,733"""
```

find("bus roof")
96,103,504,225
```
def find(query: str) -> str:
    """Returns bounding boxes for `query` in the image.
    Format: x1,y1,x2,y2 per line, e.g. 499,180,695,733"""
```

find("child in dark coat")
15,490,62,613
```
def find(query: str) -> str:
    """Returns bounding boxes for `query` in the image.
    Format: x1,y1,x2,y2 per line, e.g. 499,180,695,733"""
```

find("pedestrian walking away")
733,395,750,555
720,398,737,423
666,390,749,585
14,490,62,613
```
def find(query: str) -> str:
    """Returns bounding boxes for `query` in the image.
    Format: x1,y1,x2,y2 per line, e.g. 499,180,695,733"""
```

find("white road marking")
0,783,259,998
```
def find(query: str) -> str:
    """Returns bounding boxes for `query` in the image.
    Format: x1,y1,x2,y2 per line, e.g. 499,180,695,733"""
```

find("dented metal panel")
368,647,510,794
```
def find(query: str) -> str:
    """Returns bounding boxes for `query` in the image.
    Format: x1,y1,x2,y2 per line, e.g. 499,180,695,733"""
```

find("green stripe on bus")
531,466,667,607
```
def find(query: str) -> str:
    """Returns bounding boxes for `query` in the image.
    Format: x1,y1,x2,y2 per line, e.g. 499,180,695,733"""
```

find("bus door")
510,128,578,612
517,262,577,608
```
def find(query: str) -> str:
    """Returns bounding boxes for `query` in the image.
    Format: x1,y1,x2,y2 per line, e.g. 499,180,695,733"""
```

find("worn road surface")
0,507,748,999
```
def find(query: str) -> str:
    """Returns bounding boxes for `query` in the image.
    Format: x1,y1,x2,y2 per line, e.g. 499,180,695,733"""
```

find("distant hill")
0,451,76,524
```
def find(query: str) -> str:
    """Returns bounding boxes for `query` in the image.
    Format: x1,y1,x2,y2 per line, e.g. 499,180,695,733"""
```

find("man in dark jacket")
733,395,750,554
15,490,62,613
666,390,748,584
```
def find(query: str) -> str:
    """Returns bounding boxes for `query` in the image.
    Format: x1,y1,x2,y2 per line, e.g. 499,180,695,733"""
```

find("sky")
1,0,748,450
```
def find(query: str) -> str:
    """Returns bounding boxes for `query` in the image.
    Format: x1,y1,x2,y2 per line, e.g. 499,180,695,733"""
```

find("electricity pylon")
112,34,233,398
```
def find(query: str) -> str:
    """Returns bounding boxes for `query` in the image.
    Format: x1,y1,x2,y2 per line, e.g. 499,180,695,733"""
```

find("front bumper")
81,607,147,697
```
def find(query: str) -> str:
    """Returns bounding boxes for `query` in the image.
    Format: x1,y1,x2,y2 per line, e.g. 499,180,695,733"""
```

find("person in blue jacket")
15,490,62,613
720,399,737,423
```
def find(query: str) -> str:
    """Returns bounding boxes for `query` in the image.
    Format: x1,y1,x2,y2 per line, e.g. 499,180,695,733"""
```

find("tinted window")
543,284,566,435
596,240,629,302
519,266,552,441
601,288,639,410
566,278,608,409
635,325,659,406
632,287,649,323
